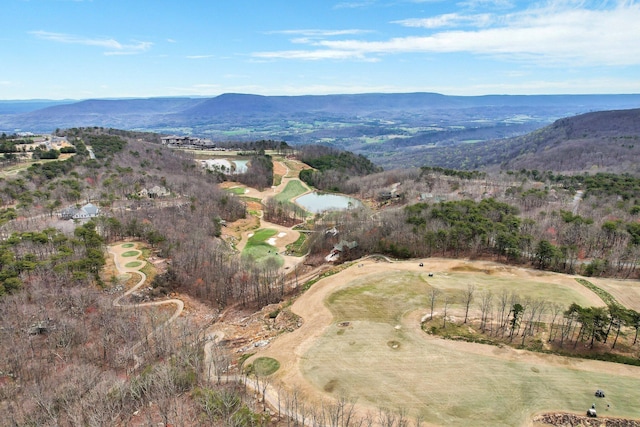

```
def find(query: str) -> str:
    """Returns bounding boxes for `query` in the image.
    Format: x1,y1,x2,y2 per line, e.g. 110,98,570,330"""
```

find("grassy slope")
273,179,308,204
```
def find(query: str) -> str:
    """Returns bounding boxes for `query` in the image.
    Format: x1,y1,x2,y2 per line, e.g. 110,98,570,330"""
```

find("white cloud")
456,0,514,9
393,13,493,28
333,1,377,9
253,2,640,66
30,30,152,55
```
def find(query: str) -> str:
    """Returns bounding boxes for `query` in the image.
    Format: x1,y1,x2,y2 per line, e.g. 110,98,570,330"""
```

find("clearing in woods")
253,258,640,427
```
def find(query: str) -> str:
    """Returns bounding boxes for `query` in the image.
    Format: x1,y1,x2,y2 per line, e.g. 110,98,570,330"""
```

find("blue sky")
2,0,640,99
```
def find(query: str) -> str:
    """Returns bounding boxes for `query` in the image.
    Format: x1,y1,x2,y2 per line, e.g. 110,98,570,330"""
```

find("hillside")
416,108,640,174
3,127,640,425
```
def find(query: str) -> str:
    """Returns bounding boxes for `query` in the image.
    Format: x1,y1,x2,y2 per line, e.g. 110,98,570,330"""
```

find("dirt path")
108,243,184,370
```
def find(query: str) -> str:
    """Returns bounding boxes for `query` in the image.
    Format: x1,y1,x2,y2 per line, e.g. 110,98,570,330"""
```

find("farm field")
253,258,640,426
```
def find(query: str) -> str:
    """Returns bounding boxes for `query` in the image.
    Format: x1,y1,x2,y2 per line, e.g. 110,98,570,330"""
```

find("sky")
2,0,640,99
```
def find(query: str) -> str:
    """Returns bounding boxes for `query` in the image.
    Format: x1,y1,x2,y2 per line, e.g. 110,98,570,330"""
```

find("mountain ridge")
415,108,640,174
3,92,640,132
2,92,640,172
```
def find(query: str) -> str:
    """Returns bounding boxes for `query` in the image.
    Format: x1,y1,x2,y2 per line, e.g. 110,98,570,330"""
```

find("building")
59,203,100,220
137,185,170,199
161,135,215,149
161,135,200,145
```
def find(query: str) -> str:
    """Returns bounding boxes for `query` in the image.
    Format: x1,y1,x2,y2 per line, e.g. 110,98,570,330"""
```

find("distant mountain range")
1,92,640,171
2,93,640,131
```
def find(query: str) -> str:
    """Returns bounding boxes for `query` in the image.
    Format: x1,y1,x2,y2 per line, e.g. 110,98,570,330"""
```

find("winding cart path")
108,243,184,370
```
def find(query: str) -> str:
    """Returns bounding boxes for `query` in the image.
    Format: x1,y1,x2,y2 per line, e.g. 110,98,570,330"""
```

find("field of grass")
327,271,430,324
589,277,640,312
286,233,308,256
426,270,599,308
249,357,280,376
242,228,284,267
125,261,142,268
298,269,640,426
0,158,54,178
273,179,308,204
121,250,141,257
225,186,247,195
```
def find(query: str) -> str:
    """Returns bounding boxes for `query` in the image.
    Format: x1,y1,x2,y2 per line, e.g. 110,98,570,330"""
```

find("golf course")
250,257,640,426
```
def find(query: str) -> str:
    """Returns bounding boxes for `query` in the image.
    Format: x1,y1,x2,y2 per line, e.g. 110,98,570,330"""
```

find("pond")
295,192,362,213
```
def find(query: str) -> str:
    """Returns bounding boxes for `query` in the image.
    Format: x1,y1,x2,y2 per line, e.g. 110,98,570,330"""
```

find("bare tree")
442,294,451,328
497,289,510,336
378,407,397,427
462,284,476,324
548,303,564,342
427,288,440,321
479,290,493,332
208,337,231,385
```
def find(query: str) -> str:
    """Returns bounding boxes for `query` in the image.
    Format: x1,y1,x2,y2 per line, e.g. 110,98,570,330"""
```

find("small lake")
295,192,362,213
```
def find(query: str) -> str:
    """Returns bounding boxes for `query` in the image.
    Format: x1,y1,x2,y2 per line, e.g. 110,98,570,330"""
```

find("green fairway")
125,261,142,268
121,250,140,257
286,233,308,256
300,269,640,426
226,186,247,195
242,228,284,267
121,243,135,248
272,179,310,215
273,179,308,203
250,357,280,376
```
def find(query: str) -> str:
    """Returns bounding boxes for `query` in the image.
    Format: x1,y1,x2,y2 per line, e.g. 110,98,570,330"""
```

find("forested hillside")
304,167,640,279
415,108,640,173
0,128,281,425
297,145,383,193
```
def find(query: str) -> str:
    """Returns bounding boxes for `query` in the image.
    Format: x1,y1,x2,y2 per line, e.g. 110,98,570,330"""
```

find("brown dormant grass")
253,258,640,426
